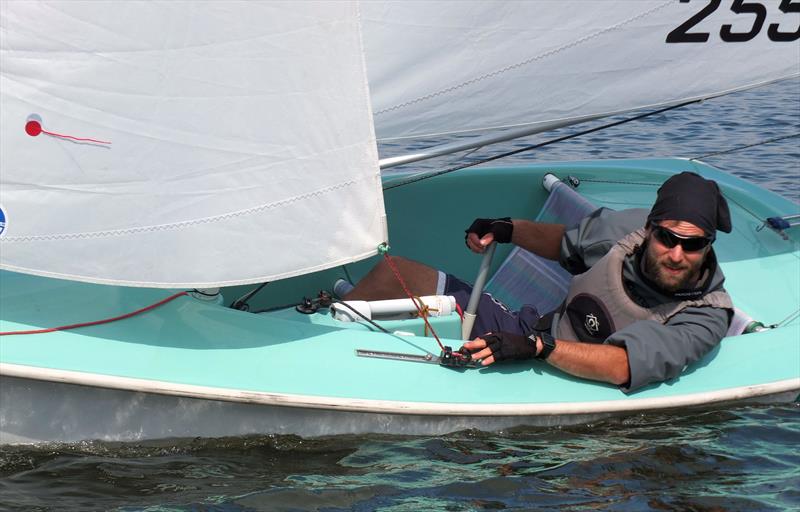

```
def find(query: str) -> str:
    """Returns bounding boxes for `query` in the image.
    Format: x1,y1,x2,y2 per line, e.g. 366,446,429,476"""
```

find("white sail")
0,1,386,288
362,0,800,142
2,1,798,288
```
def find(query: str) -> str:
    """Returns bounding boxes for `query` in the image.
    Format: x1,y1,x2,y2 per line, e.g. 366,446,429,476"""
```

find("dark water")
2,406,799,511
2,80,799,511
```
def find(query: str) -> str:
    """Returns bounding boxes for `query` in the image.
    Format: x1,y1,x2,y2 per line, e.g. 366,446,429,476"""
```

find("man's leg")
344,256,439,301
343,258,536,340
442,275,535,339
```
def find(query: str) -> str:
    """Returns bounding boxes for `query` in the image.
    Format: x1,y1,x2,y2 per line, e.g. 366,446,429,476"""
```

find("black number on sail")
720,0,766,41
667,0,800,42
768,0,800,41
666,0,722,43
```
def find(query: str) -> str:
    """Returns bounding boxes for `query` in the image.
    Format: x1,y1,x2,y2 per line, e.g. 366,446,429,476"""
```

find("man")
343,172,733,392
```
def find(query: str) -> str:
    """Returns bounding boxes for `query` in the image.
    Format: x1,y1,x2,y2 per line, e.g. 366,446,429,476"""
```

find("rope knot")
412,296,440,336
381,252,443,349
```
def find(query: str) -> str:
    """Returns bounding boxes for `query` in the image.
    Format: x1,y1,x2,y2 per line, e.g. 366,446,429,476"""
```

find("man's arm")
466,219,565,261
511,220,565,260
462,335,630,386
538,337,630,385
462,305,728,389
606,307,730,391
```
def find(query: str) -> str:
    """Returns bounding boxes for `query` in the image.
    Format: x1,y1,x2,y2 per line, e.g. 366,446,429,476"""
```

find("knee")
374,256,398,277
376,255,409,270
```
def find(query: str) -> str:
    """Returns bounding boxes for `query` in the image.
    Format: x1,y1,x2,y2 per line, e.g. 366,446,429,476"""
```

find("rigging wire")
570,178,659,186
230,282,269,311
775,308,800,328
691,131,800,222
720,189,773,225
250,302,304,314
341,265,354,287
331,300,392,334
691,132,800,160
383,99,701,191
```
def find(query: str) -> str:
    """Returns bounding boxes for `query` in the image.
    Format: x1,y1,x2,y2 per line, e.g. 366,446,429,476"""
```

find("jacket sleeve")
605,305,731,392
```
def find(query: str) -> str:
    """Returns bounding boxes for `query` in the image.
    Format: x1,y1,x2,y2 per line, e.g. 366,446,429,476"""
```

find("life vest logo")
565,293,615,344
0,205,6,237
584,313,600,336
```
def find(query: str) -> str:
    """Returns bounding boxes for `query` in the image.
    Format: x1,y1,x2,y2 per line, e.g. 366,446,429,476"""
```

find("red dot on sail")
25,120,42,137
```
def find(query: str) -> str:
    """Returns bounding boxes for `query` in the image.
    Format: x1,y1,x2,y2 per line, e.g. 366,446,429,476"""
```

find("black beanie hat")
647,172,732,235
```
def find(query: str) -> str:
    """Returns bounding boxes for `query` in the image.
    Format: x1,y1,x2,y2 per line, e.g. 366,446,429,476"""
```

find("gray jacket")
559,208,732,392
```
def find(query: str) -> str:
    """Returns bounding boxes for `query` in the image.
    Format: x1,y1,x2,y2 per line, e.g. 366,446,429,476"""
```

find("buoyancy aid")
554,229,733,343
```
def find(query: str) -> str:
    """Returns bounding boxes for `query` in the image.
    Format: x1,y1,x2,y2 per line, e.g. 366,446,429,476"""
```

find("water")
1,80,799,511
2,407,799,511
380,77,800,203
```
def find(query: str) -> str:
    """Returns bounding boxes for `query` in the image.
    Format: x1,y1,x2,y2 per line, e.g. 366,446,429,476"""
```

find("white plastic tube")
332,295,457,322
542,173,561,192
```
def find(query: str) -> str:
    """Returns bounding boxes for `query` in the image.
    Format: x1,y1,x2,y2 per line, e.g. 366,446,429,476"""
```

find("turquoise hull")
1,159,798,443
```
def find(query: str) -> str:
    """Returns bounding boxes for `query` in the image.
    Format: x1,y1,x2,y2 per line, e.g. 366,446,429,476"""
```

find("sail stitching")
1,179,358,242
374,0,673,117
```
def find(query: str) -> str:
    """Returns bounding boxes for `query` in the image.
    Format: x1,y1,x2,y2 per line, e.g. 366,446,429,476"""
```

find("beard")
642,243,705,293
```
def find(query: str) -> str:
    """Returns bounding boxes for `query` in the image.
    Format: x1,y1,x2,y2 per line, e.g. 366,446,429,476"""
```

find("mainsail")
362,0,800,148
0,1,386,288
1,0,798,288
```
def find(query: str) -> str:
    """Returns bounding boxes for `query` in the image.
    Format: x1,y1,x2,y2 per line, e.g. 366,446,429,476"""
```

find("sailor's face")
644,220,710,292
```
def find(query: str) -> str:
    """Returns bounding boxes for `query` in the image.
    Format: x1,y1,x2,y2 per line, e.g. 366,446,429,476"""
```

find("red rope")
24,120,112,145
42,129,112,145
382,253,444,350
0,291,188,336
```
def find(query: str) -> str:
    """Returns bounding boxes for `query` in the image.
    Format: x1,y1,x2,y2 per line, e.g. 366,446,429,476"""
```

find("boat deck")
1,159,798,420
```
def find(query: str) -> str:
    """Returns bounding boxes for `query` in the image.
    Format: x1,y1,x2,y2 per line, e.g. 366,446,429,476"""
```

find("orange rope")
382,253,444,350
0,291,188,336
412,296,440,337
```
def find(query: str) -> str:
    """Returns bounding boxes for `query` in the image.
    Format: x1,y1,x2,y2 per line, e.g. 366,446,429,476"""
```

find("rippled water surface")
2,406,799,511
381,77,800,203
1,80,799,511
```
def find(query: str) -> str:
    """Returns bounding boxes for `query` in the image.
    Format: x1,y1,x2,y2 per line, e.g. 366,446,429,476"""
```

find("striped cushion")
485,182,597,313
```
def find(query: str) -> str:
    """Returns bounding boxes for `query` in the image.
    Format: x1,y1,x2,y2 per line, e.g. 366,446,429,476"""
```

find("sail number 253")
666,0,800,42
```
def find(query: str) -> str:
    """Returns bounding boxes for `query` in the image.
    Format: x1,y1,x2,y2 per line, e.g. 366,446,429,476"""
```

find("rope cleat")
438,346,477,368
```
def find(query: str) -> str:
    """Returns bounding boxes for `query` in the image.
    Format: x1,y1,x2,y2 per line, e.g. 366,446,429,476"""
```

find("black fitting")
296,297,318,314
439,346,475,368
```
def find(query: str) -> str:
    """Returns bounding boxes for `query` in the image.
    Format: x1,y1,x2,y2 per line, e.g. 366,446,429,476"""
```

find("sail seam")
374,0,673,117
0,179,358,242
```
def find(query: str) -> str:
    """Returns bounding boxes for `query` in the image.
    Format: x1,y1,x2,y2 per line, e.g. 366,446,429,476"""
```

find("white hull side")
1,375,797,445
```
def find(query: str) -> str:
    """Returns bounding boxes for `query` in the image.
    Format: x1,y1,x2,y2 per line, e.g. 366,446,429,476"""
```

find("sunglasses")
650,224,713,252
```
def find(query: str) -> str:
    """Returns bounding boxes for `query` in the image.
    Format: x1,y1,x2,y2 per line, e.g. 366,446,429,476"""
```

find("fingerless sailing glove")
464,217,514,244
480,331,537,362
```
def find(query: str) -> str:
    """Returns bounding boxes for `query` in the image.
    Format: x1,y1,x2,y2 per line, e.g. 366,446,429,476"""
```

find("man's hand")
465,217,513,253
461,332,539,366
465,331,631,386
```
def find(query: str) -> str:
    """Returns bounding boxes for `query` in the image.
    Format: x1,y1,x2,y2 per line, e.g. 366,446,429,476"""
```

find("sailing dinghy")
1,1,798,444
